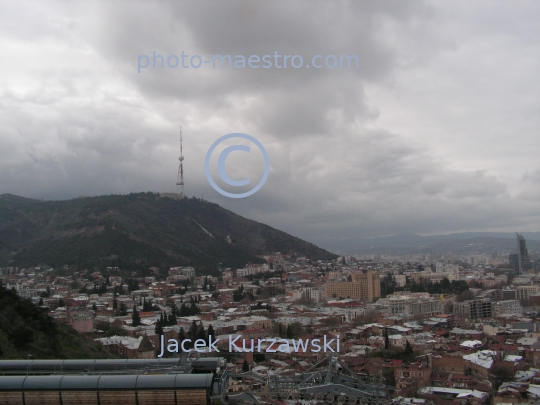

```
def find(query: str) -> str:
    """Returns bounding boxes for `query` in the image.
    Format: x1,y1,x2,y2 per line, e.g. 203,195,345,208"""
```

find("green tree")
242,358,249,372
119,302,127,316
405,340,413,355
188,320,198,341
132,306,141,327
197,324,206,342
178,327,186,347
491,364,514,389
233,285,244,302
41,286,51,298
168,311,176,326
286,324,293,339
456,289,475,302
384,367,396,387
207,324,215,345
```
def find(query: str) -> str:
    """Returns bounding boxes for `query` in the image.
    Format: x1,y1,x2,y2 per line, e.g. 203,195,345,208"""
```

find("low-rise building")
492,300,523,316
386,294,444,317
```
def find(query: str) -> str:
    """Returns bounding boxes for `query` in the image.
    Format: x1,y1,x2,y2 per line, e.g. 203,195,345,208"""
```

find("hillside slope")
0,193,336,272
0,283,114,359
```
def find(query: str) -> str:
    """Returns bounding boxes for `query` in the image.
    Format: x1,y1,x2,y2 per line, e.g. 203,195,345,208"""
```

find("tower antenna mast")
176,126,184,198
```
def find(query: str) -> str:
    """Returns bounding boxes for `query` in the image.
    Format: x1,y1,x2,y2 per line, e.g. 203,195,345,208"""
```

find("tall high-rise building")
516,233,531,274
509,253,519,272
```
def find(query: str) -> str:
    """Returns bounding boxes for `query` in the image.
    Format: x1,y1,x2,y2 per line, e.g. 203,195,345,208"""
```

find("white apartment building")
492,300,523,316
293,287,324,304
394,274,407,287
434,263,460,280
387,295,444,317
169,266,196,278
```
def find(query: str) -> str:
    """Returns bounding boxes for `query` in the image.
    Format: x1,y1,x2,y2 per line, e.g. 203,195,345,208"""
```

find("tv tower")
176,127,184,198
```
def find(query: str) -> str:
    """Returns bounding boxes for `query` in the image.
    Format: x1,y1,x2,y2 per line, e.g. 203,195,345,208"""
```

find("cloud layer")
0,0,538,249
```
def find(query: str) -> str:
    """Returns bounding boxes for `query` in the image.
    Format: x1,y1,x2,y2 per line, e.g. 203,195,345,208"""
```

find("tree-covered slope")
0,193,336,273
0,283,114,359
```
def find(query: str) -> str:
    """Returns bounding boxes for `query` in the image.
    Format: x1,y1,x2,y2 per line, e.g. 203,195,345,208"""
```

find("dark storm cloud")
0,0,538,249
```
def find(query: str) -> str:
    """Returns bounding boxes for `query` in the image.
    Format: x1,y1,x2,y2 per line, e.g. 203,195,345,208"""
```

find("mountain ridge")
0,192,336,273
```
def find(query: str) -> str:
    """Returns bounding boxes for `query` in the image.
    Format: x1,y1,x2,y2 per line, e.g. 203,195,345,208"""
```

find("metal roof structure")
0,356,225,375
0,374,214,391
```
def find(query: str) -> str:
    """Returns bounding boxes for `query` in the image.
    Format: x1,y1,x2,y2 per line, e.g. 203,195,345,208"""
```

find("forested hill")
0,193,336,273
0,283,113,359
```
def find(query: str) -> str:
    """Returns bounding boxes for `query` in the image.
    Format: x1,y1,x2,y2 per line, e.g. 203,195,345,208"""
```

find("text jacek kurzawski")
158,335,340,357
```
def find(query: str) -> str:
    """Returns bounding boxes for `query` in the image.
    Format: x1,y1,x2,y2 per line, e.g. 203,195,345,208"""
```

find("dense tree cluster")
171,321,216,350
125,279,140,292
410,279,469,295
233,285,254,302
273,322,303,339
40,286,51,298
380,274,469,297
0,282,112,359
202,276,216,292
1,193,335,273
154,306,180,335
141,298,159,312
177,296,200,317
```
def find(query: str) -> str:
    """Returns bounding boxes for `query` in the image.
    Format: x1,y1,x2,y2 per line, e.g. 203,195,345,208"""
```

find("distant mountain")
0,193,336,272
322,232,540,256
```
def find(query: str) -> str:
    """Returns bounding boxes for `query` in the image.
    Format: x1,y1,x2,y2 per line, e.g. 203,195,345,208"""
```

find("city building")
516,233,532,274
324,271,381,301
454,299,492,319
517,285,540,301
292,287,324,304
492,300,523,316
387,294,444,317
509,253,519,272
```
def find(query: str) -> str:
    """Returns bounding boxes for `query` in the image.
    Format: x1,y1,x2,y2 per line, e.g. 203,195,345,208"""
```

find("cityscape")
1,227,539,404
1,2,539,405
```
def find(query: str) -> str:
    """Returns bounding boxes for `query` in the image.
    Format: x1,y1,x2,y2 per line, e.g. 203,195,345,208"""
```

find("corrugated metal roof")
0,358,186,373
0,373,215,393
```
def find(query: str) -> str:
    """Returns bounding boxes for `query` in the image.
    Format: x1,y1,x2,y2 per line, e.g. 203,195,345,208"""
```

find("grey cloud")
0,0,538,249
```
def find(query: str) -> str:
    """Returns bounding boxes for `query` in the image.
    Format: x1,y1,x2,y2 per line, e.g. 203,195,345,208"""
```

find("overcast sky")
0,0,538,249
